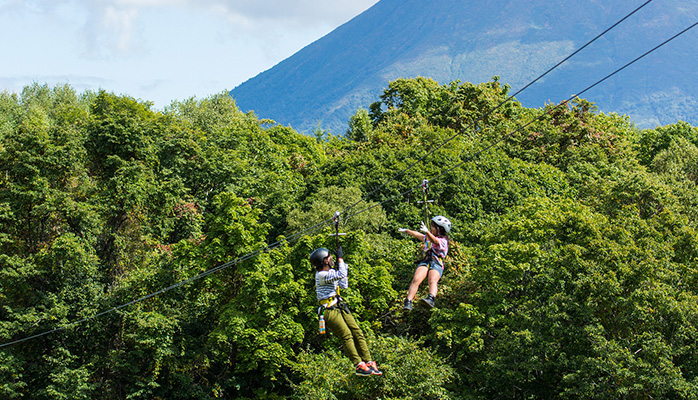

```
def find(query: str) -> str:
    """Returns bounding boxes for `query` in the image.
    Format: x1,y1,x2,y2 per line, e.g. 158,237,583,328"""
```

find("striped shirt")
315,261,348,301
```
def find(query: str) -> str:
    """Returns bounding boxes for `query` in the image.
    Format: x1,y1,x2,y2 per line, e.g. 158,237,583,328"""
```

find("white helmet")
431,215,451,233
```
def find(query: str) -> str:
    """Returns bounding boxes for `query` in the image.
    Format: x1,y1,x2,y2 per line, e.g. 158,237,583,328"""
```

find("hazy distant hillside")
230,0,698,134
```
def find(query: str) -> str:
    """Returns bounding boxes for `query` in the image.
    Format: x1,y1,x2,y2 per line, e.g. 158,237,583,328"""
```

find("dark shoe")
421,294,435,308
367,361,383,376
403,299,413,311
355,362,373,377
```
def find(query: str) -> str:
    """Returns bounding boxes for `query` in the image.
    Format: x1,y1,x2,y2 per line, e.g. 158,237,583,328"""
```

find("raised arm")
399,221,435,241
399,228,425,241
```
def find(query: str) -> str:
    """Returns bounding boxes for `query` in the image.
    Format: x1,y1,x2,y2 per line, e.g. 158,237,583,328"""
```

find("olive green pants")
324,307,371,366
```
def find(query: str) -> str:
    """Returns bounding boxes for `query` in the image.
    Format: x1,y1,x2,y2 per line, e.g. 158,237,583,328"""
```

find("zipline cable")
198,18,698,283
336,0,654,219
343,19,698,229
0,219,331,349
0,3,677,350
2,1,690,350
430,19,698,183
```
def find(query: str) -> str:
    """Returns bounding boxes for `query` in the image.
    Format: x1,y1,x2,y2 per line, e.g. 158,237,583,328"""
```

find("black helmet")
309,248,331,268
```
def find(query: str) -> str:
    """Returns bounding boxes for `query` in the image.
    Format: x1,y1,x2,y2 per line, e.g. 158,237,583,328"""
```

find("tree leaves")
2,80,698,399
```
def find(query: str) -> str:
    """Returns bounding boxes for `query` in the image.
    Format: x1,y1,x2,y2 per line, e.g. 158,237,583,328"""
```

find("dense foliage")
1,79,697,399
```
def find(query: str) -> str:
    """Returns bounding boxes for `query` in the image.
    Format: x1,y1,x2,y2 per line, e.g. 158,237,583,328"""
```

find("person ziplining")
311,246,382,376
399,215,451,310
398,179,451,310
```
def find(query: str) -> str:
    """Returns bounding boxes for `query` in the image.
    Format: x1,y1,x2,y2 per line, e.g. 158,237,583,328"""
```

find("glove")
420,221,428,233
398,228,407,233
335,246,344,259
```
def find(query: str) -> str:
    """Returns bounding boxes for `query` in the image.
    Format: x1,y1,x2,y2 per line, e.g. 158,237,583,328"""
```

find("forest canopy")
1,79,698,399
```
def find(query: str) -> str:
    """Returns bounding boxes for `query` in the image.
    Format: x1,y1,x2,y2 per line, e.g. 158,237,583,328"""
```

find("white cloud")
198,0,378,26
0,0,379,108
103,6,138,53
6,0,378,59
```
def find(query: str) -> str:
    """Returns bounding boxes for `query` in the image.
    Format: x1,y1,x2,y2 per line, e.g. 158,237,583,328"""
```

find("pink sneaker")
355,362,372,377
366,361,382,376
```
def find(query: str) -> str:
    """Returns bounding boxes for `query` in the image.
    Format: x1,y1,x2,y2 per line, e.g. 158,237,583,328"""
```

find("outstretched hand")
335,246,344,259
398,228,407,233
420,221,428,233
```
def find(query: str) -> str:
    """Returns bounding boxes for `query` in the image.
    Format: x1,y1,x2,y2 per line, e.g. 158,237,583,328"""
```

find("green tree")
369,76,517,135
286,186,387,234
346,108,373,142
3,79,698,400
636,120,698,167
293,335,456,400
428,197,698,399
652,136,698,184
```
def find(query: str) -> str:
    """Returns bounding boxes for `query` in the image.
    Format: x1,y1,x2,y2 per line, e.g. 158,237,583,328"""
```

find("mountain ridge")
230,0,698,134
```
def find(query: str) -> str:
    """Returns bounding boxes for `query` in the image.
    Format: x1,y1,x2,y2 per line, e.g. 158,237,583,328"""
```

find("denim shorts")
417,258,443,277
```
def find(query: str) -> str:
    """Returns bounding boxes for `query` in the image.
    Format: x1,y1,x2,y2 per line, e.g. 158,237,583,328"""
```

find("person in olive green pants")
311,247,382,376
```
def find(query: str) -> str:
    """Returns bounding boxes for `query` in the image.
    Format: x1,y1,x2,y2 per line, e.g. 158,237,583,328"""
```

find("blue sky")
0,0,380,109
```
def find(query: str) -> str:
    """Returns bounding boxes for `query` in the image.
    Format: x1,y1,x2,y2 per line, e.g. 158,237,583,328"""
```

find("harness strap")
318,294,350,316
423,236,445,268
431,252,445,268
319,296,338,309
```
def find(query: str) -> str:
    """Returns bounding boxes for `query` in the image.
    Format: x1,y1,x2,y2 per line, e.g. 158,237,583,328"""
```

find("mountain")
230,0,698,134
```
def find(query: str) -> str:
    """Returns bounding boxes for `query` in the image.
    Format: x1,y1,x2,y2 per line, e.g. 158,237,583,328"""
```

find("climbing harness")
317,295,351,334
420,236,445,270
319,295,339,309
